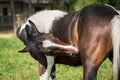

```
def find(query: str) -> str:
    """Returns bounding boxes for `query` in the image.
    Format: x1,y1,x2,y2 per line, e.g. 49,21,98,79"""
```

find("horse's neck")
28,10,68,33
50,12,79,45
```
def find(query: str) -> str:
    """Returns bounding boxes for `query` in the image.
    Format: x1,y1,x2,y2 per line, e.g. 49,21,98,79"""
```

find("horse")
16,10,68,80
16,4,120,80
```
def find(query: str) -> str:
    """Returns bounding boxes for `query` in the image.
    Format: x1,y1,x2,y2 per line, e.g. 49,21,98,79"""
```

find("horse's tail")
110,15,120,80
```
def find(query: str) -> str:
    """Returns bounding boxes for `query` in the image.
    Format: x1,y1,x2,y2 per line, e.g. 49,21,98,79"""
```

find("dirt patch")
0,30,14,38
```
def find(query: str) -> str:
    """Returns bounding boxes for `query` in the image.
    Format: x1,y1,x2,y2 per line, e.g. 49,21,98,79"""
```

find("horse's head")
16,20,47,68
16,20,39,48
17,20,78,57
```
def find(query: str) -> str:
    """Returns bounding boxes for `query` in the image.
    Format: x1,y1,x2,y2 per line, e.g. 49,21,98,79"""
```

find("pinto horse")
17,10,68,80
17,4,120,80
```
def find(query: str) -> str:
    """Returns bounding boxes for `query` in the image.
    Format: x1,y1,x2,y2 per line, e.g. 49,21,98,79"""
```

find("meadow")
0,37,113,80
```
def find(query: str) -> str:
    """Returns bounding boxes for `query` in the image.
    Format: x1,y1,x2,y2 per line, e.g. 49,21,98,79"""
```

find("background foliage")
51,0,120,12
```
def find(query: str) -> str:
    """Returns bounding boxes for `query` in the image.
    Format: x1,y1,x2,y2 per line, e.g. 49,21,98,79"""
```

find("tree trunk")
10,0,16,33
29,0,32,16
59,0,65,10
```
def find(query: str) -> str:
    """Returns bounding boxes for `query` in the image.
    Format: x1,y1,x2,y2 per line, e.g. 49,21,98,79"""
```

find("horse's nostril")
73,44,76,46
37,40,43,45
71,52,79,57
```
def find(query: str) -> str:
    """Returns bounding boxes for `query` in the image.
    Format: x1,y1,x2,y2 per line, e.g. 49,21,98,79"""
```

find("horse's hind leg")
81,48,110,80
79,37,112,80
82,56,100,80
82,61,98,80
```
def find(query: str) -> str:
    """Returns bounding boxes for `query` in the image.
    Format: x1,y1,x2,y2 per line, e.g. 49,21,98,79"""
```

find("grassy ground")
0,37,113,80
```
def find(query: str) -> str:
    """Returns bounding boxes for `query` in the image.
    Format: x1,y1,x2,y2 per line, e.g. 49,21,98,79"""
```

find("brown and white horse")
17,10,68,80
17,4,120,80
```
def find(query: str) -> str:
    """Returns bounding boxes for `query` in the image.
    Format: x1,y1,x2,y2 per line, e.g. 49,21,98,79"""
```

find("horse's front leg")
39,56,55,80
50,64,56,80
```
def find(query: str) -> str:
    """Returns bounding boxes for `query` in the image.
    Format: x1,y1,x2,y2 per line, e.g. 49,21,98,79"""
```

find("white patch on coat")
19,10,68,35
40,70,49,80
28,10,68,33
42,40,78,53
40,56,55,80
19,21,30,35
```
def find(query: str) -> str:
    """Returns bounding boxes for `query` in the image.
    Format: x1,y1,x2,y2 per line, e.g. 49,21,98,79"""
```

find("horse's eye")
39,41,43,45
33,31,36,33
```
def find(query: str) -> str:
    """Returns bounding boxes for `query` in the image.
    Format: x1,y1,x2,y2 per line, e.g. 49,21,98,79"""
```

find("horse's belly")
55,55,82,66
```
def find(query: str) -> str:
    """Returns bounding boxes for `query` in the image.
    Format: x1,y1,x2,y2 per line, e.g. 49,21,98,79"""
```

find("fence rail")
0,16,12,24
0,15,28,28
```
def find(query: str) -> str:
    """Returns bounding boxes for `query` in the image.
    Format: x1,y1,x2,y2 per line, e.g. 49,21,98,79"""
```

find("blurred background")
0,0,120,35
0,0,119,80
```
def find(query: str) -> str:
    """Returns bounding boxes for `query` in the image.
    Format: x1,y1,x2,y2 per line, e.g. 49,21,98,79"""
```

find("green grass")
0,37,113,80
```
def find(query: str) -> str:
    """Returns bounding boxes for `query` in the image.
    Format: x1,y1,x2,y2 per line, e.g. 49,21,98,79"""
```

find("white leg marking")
40,70,49,80
42,40,78,52
40,56,55,80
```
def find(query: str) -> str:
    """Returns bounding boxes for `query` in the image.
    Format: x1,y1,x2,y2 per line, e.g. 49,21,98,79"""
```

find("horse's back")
81,4,118,17
79,4,119,46
80,4,119,27
78,4,119,40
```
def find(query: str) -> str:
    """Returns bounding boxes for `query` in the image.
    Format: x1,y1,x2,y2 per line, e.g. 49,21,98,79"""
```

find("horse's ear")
28,20,39,34
18,47,30,53
25,25,32,36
